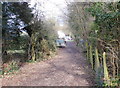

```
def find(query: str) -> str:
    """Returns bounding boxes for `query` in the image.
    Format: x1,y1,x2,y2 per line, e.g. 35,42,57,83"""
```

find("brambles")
86,2,120,86
68,2,120,86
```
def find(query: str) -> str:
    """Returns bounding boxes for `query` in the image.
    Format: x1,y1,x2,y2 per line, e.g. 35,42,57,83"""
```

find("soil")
2,42,95,86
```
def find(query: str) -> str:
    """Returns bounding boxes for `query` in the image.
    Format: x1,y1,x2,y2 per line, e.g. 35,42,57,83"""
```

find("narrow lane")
2,42,95,86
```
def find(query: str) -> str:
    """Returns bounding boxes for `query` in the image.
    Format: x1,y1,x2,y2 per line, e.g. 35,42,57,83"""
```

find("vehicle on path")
56,38,66,48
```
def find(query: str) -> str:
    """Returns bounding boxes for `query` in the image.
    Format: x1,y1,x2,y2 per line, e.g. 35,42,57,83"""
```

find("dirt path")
2,42,95,86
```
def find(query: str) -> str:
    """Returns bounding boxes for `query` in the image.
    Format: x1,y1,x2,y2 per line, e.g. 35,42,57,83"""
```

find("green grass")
0,70,3,75
7,50,25,54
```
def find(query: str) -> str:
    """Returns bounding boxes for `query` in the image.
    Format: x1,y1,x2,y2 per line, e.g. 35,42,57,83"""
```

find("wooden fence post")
103,52,110,85
86,42,89,60
90,45,93,69
95,48,103,85
95,48,100,71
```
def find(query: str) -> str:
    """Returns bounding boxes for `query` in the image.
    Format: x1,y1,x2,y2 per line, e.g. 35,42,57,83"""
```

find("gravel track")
2,42,95,86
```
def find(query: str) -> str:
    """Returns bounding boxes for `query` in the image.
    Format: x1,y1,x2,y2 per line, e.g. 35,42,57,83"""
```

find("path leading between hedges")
2,42,95,86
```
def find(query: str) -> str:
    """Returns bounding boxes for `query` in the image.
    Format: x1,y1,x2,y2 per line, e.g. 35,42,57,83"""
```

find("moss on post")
85,42,89,60
95,48,100,71
103,52,110,85
95,48,103,85
90,45,93,69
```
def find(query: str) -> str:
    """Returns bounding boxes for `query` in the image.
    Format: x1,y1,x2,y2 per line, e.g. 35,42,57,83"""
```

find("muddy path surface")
2,42,95,86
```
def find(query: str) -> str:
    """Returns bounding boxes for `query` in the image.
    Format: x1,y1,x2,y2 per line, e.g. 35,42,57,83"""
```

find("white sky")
30,0,68,23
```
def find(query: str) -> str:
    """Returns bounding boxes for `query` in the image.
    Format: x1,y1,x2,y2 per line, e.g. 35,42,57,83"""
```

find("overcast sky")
30,0,69,25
